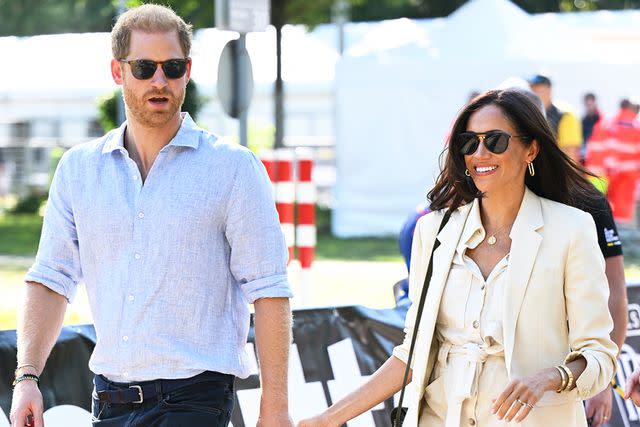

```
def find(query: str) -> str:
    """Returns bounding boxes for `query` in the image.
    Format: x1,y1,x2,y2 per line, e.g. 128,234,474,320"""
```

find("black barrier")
1,293,640,426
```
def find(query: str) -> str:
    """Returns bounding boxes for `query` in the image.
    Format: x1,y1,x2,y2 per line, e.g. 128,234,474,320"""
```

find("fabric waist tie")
437,342,501,427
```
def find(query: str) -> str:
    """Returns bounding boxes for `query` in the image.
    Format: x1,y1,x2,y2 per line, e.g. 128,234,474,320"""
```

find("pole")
272,0,284,148
237,34,249,147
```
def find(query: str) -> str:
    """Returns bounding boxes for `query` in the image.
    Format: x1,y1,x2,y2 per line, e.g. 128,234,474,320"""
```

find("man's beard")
123,85,185,128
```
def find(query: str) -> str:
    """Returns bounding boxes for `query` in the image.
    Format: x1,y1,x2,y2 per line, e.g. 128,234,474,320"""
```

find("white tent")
332,0,640,237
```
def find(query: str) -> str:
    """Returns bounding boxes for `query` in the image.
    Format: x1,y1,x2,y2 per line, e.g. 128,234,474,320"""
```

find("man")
10,5,293,427
586,99,640,225
582,92,601,145
529,74,583,164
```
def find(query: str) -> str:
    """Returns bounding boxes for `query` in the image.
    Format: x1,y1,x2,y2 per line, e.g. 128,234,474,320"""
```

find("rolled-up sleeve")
564,212,618,399
25,153,82,302
225,150,293,304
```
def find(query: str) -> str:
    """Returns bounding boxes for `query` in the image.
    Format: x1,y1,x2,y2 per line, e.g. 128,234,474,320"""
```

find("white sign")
216,0,270,33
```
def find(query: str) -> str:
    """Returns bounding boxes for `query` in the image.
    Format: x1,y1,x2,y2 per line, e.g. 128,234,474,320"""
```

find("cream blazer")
392,188,618,427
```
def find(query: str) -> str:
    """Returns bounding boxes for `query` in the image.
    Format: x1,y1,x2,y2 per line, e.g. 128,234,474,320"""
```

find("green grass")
0,213,42,256
313,206,401,262
316,234,400,261
0,209,402,261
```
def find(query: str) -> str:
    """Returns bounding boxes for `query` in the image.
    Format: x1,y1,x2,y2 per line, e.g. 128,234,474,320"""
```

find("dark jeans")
91,371,235,427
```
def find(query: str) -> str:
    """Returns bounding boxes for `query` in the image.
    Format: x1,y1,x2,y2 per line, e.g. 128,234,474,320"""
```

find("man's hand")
257,409,294,427
625,369,640,406
9,381,44,427
586,385,612,427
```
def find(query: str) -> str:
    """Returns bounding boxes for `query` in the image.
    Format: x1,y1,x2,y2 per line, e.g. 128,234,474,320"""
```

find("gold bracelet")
560,365,575,391
555,366,568,393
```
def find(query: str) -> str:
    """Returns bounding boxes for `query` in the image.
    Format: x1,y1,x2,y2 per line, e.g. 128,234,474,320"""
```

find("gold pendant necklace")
485,223,510,246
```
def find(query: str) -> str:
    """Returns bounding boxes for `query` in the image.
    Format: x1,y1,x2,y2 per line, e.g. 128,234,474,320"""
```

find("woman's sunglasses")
119,58,190,80
457,130,530,155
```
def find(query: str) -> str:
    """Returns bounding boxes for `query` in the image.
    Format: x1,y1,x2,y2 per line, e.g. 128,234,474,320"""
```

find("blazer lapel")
423,204,473,323
503,188,544,374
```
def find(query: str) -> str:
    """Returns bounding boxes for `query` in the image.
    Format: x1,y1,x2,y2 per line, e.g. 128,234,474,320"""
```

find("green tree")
0,0,114,36
3,1,640,37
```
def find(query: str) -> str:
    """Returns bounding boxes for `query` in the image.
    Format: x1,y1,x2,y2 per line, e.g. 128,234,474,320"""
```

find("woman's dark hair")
428,89,600,211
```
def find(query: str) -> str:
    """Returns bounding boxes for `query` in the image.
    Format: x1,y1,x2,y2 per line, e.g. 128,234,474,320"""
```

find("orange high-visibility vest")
585,109,640,176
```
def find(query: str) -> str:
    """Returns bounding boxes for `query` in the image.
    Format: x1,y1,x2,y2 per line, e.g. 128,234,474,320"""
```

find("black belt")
95,371,234,405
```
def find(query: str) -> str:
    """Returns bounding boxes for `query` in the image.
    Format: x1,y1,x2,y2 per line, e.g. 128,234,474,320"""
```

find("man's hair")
584,93,596,102
111,4,193,60
621,98,632,110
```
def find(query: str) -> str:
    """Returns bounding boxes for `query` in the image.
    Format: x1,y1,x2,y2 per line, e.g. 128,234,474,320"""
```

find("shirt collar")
101,112,202,154
455,198,485,262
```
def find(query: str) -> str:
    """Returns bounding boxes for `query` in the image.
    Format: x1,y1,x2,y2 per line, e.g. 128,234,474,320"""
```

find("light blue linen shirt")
26,113,292,381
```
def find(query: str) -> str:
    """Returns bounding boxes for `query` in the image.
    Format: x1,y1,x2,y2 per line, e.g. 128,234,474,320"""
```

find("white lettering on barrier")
326,338,384,426
0,407,8,427
237,343,327,424
0,405,91,427
628,304,640,337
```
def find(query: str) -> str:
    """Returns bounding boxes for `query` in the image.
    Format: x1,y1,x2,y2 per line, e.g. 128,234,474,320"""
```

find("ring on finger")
526,402,534,409
516,398,527,407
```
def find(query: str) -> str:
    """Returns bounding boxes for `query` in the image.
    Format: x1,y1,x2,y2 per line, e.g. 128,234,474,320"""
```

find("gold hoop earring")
528,162,535,176
465,169,471,176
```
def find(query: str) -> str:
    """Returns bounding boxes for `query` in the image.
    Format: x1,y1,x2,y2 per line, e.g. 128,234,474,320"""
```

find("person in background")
397,203,430,302
585,98,640,225
582,93,601,145
529,74,583,164
9,5,293,427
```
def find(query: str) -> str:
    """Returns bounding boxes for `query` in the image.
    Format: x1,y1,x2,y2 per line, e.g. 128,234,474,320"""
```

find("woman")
298,90,617,426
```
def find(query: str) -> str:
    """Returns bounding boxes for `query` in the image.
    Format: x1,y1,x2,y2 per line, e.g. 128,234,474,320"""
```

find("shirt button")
128,295,135,302
472,320,480,329
122,335,129,342
134,253,141,260
138,212,144,219
469,419,476,426
123,372,129,377
480,284,486,291
133,175,138,180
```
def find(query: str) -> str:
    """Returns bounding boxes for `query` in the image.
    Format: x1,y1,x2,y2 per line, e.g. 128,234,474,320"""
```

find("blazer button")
472,320,479,329
469,418,476,426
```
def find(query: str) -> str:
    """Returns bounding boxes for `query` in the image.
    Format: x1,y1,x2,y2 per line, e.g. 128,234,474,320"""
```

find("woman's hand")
491,368,558,423
296,413,336,427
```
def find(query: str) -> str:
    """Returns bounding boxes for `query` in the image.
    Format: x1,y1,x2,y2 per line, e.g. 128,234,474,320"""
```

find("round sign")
217,38,254,119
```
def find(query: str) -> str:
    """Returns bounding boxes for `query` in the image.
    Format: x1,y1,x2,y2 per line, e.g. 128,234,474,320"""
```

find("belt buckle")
130,385,143,403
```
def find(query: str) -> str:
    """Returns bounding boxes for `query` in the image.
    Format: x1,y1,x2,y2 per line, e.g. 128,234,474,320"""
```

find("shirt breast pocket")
437,267,472,330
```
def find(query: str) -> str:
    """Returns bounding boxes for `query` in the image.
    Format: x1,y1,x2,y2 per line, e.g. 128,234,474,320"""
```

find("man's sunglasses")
119,58,190,80
457,130,530,155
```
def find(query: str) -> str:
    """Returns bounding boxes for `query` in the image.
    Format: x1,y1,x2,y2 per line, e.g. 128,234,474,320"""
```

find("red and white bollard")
295,148,316,304
275,149,295,264
295,148,316,270
260,147,317,305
